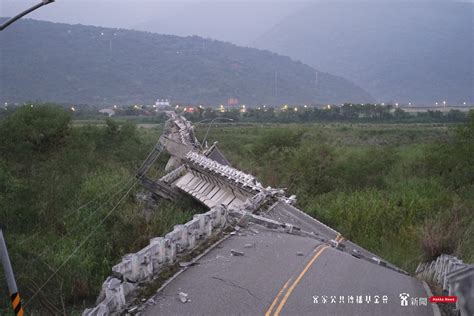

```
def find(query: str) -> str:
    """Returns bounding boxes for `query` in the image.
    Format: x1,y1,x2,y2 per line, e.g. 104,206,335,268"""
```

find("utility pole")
1,2,54,314
274,71,278,100
0,230,23,316
315,70,319,89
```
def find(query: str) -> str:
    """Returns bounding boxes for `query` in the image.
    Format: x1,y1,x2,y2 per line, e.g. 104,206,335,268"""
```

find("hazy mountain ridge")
0,19,374,106
254,1,474,105
132,2,307,47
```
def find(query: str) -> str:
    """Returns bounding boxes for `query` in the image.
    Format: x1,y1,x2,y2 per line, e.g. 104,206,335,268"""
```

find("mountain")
132,2,307,47
0,19,374,106
254,1,474,105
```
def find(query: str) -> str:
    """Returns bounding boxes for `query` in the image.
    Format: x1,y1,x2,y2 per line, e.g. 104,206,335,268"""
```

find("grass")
197,121,473,272
1,107,471,313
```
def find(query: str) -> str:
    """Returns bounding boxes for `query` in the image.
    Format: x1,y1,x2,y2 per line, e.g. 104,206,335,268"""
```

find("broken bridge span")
84,112,447,316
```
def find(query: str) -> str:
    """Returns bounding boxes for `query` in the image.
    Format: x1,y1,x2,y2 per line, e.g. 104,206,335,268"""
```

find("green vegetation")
1,105,472,313
180,103,469,124
0,18,372,106
0,104,203,314
201,114,474,271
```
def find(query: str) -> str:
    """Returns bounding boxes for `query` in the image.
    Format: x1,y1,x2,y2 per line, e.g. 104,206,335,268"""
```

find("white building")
155,99,170,108
99,108,116,117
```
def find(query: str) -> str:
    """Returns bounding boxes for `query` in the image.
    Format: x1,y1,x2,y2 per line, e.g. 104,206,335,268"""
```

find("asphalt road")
267,201,404,273
142,224,435,316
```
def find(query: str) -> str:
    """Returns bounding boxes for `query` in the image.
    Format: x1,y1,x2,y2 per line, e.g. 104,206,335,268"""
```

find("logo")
429,296,457,303
399,293,410,306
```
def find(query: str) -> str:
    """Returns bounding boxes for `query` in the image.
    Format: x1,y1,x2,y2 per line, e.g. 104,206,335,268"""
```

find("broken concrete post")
150,237,166,266
230,249,244,256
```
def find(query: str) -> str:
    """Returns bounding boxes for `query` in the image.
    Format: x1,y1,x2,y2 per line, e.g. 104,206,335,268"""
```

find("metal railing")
416,254,474,316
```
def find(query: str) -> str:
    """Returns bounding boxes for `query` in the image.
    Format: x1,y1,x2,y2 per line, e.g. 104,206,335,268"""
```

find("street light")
1,0,55,31
201,117,234,147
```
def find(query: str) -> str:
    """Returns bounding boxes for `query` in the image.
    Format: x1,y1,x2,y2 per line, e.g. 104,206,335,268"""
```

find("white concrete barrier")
83,206,227,316
416,255,474,316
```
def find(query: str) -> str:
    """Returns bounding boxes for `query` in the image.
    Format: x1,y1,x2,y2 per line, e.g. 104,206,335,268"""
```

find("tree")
0,104,71,163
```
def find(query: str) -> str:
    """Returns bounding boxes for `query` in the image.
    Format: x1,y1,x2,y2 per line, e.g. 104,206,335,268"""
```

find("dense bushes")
182,105,470,124
1,105,472,313
0,105,202,313
203,114,474,271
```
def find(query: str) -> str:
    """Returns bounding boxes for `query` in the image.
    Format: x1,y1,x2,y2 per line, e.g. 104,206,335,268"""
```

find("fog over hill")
253,1,474,105
0,19,374,106
2,1,471,105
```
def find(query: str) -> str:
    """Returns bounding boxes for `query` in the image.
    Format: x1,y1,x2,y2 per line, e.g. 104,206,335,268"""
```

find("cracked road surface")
142,225,434,316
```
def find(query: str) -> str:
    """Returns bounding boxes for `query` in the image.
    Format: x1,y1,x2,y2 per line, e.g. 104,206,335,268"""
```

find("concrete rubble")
178,292,189,303
83,112,351,316
230,249,245,256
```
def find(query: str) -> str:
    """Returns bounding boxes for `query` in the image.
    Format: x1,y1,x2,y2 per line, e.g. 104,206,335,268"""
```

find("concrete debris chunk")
107,277,122,289
244,243,254,248
336,242,346,251
230,231,237,235
178,292,189,303
351,249,362,259
230,249,245,256
296,251,304,256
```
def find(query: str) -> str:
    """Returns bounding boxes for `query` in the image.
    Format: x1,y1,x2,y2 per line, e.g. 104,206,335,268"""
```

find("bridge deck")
142,224,434,316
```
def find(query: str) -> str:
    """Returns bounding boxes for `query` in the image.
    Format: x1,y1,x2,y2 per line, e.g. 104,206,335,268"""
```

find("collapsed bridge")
84,112,469,316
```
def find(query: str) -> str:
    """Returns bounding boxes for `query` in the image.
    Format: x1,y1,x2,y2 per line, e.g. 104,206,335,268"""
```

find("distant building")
155,99,170,108
227,98,239,106
99,108,115,117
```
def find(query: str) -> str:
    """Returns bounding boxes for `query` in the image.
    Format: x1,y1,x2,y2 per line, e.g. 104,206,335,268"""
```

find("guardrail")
83,205,228,316
415,254,474,316
82,199,323,315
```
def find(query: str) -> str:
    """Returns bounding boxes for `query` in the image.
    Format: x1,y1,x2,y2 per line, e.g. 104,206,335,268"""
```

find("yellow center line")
265,279,292,316
265,245,325,315
335,233,345,242
273,245,329,316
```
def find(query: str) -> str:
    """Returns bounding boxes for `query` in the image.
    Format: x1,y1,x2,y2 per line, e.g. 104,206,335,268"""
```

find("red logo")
429,296,457,303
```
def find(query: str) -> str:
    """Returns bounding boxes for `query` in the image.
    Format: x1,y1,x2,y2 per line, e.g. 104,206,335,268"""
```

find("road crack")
211,276,261,301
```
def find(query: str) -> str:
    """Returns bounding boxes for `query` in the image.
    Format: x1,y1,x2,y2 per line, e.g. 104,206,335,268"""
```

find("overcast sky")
2,0,469,28
1,0,471,45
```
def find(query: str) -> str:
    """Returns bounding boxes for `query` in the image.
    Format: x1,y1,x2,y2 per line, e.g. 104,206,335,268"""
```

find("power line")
14,178,127,247
19,135,164,307
18,177,136,270
24,179,138,307
15,136,163,247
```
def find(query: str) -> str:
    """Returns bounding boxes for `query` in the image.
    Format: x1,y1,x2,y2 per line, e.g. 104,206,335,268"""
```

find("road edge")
421,280,441,316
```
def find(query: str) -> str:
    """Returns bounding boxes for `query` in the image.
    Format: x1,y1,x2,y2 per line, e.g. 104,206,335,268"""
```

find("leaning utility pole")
0,230,24,316
1,1,55,314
